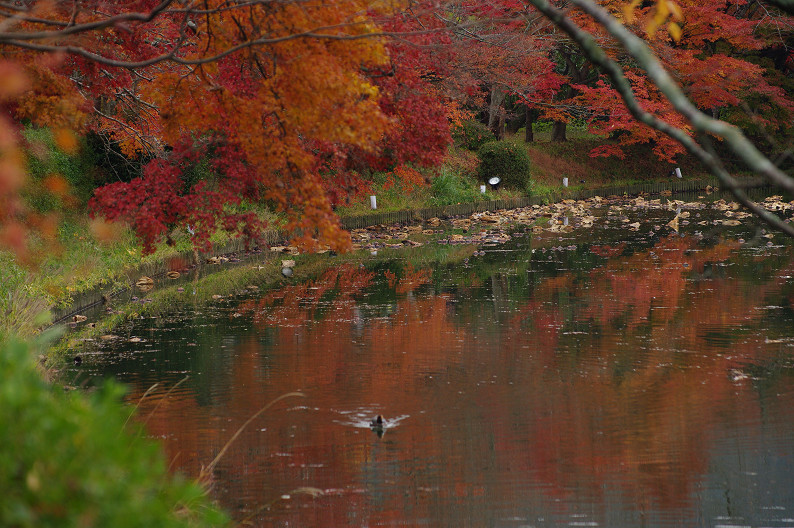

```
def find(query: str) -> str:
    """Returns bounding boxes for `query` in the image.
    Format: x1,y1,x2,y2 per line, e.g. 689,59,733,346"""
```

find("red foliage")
570,0,794,160
89,137,265,254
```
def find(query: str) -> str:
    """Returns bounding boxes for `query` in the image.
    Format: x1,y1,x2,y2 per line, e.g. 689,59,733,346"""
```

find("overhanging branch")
527,0,794,237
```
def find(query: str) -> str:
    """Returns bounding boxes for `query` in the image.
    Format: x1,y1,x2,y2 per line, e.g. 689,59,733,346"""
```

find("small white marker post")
370,195,377,209
675,167,683,178
563,177,569,187
480,184,486,194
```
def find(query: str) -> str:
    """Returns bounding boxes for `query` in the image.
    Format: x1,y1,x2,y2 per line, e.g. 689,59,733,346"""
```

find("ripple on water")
332,408,410,430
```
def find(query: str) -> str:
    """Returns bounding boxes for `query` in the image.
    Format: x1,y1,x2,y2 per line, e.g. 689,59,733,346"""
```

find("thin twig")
199,391,305,482
143,375,189,424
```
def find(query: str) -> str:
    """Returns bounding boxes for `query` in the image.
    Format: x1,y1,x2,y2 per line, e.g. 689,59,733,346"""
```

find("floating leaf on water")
136,276,154,291
629,222,641,230
167,271,180,279
281,259,296,268
72,315,87,323
128,337,143,343
100,334,118,341
211,294,223,299
667,215,679,232
292,487,325,498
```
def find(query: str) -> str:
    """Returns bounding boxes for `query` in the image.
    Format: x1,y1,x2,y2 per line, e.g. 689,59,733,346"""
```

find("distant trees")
1,0,793,259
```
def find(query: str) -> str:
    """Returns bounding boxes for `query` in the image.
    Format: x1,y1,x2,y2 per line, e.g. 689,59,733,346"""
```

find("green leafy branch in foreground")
0,335,229,528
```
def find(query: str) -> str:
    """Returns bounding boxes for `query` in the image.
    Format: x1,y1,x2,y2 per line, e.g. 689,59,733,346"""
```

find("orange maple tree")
2,0,794,257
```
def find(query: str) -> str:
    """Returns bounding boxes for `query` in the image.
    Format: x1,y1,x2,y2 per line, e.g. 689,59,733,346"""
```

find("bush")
0,337,229,527
430,168,482,206
476,140,532,190
453,120,495,151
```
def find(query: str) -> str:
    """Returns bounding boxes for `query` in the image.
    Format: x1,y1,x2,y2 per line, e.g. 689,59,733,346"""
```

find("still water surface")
72,196,794,527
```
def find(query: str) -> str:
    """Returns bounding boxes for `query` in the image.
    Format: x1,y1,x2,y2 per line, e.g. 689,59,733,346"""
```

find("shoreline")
48,174,771,332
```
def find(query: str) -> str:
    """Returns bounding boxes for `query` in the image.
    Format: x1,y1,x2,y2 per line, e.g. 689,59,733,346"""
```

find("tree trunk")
524,107,535,143
488,86,506,140
551,120,567,142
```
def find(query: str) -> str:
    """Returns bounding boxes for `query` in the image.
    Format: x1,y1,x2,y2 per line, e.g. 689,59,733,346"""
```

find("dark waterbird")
370,415,384,437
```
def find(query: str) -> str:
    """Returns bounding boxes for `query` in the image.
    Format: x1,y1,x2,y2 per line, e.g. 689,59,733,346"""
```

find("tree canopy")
1,0,793,257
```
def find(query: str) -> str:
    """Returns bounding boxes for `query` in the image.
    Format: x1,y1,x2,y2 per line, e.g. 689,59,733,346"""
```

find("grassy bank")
0,217,252,341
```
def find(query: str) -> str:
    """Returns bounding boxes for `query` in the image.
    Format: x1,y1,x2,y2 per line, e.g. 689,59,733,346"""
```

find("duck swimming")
370,415,385,437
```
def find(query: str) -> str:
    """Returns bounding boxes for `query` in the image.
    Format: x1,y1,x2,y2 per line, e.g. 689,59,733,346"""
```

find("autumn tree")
3,0,794,258
528,0,794,236
1,0,472,256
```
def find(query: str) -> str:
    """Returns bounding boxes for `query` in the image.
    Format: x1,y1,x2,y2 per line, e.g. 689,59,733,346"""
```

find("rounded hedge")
453,120,495,151
476,140,532,189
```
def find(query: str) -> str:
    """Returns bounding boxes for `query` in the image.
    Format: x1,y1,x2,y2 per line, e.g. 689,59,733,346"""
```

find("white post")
563,177,569,187
675,167,682,178
480,185,486,194
370,195,377,209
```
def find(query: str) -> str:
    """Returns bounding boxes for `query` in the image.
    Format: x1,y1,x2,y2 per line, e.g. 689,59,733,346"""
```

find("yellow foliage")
643,0,684,39
668,22,682,42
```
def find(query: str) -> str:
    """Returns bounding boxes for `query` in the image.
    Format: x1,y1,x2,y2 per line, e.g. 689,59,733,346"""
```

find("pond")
68,193,794,527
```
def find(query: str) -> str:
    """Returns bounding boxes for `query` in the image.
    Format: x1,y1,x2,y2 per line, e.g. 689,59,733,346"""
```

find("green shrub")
476,140,532,190
0,337,228,527
430,168,483,206
453,120,495,151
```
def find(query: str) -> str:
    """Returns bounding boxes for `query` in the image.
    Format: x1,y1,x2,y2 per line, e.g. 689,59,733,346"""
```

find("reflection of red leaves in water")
590,242,626,258
129,236,794,526
389,263,432,294
237,263,375,328
384,269,397,288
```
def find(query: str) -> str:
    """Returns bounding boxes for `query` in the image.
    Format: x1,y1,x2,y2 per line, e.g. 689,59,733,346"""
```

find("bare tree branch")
0,0,175,41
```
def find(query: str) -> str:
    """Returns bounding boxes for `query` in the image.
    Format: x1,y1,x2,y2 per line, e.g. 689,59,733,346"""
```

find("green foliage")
532,120,553,133
0,337,229,528
23,127,99,211
430,168,483,206
476,140,532,190
0,255,49,342
453,120,495,151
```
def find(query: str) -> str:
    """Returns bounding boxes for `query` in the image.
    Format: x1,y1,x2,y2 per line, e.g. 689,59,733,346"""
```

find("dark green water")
69,195,794,527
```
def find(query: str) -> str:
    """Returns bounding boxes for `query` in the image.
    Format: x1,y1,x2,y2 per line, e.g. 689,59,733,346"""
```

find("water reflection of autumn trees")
132,237,794,525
